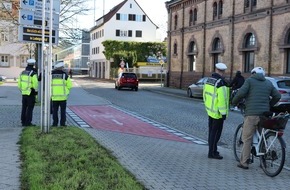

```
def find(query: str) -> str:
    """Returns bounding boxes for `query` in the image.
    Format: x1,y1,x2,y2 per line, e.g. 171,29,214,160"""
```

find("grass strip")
19,126,146,190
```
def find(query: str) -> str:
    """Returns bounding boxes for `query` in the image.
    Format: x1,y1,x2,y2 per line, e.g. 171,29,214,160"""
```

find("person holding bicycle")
229,71,245,111
203,62,230,160
232,67,281,169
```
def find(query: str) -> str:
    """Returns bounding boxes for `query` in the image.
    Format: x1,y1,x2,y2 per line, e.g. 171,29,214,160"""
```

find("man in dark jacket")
232,67,281,170
230,71,245,110
230,71,245,90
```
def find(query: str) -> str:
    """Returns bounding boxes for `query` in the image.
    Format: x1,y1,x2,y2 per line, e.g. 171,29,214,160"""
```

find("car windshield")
277,80,290,89
122,73,136,78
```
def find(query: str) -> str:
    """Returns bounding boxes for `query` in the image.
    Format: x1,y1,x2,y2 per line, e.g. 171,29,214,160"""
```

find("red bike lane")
69,105,190,143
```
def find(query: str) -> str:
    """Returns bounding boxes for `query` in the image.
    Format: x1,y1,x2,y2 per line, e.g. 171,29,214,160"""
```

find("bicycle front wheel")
260,132,285,177
233,123,243,162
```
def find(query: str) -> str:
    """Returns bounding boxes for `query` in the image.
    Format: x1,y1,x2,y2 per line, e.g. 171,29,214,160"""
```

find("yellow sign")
159,60,165,65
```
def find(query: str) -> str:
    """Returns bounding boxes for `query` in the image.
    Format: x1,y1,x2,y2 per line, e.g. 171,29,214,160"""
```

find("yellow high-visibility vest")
203,77,229,119
51,73,72,101
17,70,38,95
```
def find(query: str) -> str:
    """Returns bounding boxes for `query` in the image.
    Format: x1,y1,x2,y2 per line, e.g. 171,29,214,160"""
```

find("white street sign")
20,0,60,13
19,9,59,29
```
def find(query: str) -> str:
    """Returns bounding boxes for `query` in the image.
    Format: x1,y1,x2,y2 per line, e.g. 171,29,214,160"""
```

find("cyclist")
232,67,281,169
229,71,245,111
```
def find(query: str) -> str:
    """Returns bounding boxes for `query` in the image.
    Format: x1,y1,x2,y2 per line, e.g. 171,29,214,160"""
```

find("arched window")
188,41,197,71
194,8,197,22
189,10,193,26
213,2,217,20
212,38,222,70
174,15,178,30
244,33,256,72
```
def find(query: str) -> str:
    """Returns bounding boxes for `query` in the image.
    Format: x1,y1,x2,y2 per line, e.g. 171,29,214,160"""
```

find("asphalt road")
76,78,290,170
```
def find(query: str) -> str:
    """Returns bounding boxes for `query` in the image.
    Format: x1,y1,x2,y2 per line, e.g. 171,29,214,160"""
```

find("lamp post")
157,51,164,87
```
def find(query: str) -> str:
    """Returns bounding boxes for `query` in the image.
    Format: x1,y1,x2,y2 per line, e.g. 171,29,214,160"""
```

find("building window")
212,38,222,70
189,10,193,26
194,9,197,22
244,0,257,12
20,56,29,67
129,14,136,21
173,42,178,55
188,41,197,71
174,15,178,30
244,33,256,73
116,30,120,36
116,13,120,20
143,15,146,21
213,2,217,20
0,55,9,67
0,31,9,42
136,30,142,37
218,1,223,18
128,30,132,37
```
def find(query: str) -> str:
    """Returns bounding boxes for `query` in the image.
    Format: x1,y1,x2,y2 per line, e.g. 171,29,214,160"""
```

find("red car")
115,72,139,91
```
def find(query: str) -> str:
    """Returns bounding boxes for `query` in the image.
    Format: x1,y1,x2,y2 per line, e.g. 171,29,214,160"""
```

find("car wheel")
135,87,138,91
115,84,117,89
187,89,193,98
118,86,121,90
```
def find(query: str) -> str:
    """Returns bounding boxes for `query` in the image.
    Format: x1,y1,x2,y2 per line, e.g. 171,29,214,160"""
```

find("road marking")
112,119,123,126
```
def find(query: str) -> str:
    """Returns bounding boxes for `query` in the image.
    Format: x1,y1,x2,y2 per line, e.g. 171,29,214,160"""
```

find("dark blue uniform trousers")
208,116,224,156
52,100,67,126
21,94,35,126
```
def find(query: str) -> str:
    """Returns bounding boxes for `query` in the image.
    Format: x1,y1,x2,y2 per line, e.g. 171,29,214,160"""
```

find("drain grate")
0,96,7,98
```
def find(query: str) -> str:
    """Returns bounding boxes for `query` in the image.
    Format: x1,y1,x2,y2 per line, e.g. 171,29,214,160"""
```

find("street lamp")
157,51,164,87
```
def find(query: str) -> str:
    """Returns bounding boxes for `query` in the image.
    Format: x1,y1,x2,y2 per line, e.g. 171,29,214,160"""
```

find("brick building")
165,0,290,88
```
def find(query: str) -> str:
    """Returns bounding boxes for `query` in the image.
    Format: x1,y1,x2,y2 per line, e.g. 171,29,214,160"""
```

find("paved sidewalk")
1,79,290,190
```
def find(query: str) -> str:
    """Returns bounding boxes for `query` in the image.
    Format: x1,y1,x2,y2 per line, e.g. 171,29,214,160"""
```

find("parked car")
115,72,139,91
187,77,208,98
266,76,290,111
0,75,7,81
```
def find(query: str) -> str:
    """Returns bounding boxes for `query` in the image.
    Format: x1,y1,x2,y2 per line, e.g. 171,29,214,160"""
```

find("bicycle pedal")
247,158,253,164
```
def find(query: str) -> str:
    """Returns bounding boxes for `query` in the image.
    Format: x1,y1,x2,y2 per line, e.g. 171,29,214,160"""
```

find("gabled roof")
90,0,158,31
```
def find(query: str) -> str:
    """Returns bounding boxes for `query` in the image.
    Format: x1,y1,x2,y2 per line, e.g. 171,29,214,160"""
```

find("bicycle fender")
280,137,286,148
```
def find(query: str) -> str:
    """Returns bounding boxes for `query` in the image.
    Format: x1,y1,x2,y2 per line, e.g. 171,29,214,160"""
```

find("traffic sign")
18,25,58,44
20,0,60,13
19,9,59,28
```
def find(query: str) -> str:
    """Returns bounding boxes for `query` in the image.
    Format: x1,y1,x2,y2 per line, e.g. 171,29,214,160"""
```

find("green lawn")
19,126,146,190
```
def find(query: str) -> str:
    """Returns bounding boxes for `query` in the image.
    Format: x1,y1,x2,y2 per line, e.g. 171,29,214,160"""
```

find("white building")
89,0,159,79
0,1,31,78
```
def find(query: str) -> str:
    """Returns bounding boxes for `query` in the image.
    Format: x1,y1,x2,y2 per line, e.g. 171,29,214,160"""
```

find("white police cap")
27,59,36,65
54,62,64,69
215,62,227,71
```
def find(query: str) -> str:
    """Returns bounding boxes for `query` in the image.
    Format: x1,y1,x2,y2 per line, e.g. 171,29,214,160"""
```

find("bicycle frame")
253,128,286,156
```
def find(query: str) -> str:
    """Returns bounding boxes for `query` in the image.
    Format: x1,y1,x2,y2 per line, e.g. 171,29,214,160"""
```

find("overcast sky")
77,0,168,39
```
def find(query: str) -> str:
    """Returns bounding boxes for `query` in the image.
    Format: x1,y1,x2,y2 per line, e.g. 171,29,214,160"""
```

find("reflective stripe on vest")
51,74,67,98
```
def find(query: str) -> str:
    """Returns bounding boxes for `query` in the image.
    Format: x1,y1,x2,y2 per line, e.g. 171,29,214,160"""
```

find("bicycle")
229,88,245,115
233,112,290,177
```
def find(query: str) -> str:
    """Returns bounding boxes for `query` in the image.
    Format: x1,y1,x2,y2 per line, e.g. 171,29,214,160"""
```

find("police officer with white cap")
17,58,38,126
203,62,230,159
51,62,72,126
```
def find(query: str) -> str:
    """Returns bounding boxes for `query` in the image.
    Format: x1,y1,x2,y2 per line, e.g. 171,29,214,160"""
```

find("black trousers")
52,100,67,126
21,94,35,126
208,116,224,156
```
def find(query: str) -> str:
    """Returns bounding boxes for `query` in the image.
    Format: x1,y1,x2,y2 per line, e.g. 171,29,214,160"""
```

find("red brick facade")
165,0,290,88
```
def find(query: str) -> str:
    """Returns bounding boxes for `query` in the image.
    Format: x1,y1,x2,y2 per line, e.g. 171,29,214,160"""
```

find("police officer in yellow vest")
18,58,39,126
203,62,229,159
51,62,72,126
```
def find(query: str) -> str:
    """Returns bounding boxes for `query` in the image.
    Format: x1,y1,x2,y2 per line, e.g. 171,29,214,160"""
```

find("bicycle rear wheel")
259,132,285,177
233,123,243,162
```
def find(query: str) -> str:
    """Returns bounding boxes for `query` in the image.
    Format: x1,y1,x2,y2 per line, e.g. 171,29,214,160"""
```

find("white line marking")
112,119,123,126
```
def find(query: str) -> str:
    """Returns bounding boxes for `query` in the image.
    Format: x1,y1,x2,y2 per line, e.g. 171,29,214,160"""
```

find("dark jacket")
232,73,281,116
229,73,245,90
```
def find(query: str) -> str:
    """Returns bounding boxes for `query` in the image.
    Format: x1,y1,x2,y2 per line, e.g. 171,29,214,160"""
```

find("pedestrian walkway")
1,78,290,190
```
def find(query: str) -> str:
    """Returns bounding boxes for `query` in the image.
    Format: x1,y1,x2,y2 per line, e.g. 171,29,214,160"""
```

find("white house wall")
90,0,158,79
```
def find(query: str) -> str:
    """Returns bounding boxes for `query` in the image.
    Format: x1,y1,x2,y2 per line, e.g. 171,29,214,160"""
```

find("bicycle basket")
259,116,288,130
